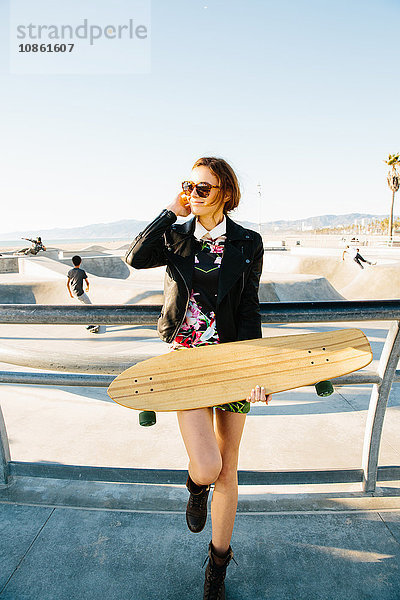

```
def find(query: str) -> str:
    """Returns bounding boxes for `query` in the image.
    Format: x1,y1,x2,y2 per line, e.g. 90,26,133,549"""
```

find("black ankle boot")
203,542,235,600
186,475,210,533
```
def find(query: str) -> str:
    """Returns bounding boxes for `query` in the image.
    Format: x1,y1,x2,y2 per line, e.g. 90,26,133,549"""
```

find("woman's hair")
192,157,241,214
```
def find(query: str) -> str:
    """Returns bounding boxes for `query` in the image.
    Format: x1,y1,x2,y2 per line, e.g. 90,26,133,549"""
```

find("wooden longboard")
107,329,372,412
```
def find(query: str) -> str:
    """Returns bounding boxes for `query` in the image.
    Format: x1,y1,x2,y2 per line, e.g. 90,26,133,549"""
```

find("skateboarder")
342,246,376,269
67,255,99,333
126,156,271,599
20,236,47,255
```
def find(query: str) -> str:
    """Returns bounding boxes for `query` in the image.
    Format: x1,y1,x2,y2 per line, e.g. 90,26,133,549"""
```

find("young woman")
125,156,270,599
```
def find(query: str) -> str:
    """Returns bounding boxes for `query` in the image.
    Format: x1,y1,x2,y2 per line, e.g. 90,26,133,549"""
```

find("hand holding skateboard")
248,385,271,405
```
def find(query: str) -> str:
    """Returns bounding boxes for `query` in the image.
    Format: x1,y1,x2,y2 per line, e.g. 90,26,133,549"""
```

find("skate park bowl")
261,248,400,301
0,246,400,373
2,245,400,304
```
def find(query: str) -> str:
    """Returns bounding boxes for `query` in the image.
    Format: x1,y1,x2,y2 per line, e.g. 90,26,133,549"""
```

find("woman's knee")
215,450,240,485
191,454,223,485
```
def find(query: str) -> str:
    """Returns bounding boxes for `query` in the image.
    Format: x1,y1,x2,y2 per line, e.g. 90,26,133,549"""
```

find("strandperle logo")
16,18,148,46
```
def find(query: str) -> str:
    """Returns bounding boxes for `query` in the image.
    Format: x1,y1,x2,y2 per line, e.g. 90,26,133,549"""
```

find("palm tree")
385,153,400,242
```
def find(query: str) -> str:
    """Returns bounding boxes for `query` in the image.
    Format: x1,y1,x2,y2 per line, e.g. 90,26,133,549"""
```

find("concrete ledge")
0,344,159,374
8,460,400,486
2,475,400,514
0,256,19,274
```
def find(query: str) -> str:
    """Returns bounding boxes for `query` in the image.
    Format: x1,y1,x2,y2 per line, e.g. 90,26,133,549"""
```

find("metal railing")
1,300,400,493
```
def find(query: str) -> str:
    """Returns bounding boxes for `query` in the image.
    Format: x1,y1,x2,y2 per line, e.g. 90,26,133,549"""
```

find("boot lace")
203,562,226,600
202,549,237,600
189,486,209,511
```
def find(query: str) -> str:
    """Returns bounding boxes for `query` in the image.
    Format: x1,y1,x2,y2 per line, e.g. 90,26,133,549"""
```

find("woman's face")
186,166,227,218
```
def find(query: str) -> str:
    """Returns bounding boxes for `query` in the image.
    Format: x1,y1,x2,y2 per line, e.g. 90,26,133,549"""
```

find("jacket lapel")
168,217,196,290
217,216,246,303
174,217,196,238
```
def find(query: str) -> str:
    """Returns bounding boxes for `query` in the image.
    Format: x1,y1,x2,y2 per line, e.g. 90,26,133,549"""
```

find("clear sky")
1,0,400,234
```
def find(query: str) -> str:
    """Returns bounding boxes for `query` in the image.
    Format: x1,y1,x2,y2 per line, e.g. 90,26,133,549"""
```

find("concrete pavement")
1,490,400,599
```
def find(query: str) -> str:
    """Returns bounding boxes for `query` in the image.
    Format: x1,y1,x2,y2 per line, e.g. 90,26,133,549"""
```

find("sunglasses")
182,180,220,198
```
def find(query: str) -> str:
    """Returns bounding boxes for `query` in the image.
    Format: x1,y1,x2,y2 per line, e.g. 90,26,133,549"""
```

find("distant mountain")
0,219,148,241
0,213,395,241
261,213,394,232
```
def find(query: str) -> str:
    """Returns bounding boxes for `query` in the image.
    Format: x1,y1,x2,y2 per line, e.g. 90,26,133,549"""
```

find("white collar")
194,216,226,241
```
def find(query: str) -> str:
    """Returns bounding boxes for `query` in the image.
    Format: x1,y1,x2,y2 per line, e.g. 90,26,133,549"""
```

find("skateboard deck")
107,329,372,412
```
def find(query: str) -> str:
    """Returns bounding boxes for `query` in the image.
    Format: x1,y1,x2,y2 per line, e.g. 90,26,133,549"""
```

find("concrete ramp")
0,279,67,304
0,257,163,305
340,264,400,300
263,251,400,300
0,279,161,305
260,273,344,302
59,256,131,279
18,255,69,279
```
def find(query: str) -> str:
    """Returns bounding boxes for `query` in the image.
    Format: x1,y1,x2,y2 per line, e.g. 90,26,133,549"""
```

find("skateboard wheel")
139,411,156,427
315,380,334,397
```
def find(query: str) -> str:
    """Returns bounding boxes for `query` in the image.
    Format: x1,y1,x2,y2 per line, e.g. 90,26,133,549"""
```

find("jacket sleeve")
125,209,177,269
236,233,263,340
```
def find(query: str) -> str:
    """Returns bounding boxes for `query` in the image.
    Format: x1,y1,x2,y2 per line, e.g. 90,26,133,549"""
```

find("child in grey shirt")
67,255,99,332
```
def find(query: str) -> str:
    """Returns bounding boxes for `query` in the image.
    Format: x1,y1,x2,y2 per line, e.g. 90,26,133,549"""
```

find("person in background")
21,236,47,255
342,246,376,269
67,255,99,333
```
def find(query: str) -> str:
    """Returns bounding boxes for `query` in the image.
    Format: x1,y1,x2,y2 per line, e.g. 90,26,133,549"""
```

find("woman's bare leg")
211,410,247,555
177,407,222,486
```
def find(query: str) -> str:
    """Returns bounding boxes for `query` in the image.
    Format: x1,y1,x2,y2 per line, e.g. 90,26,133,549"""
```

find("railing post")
0,405,11,485
362,320,400,492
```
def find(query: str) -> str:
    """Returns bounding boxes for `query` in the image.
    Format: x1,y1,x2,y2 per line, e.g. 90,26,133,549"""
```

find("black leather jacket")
125,210,263,344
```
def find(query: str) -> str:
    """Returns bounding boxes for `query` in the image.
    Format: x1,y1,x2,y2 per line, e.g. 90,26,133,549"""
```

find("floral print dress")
171,236,250,414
